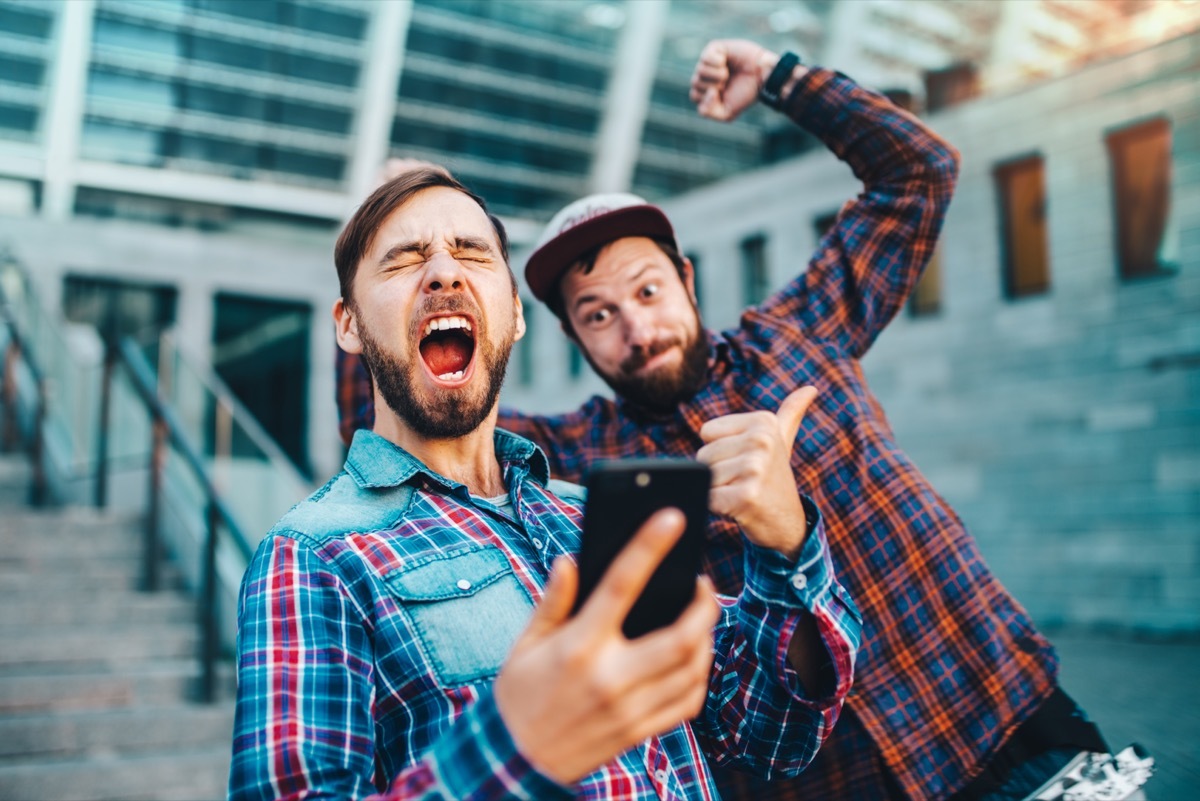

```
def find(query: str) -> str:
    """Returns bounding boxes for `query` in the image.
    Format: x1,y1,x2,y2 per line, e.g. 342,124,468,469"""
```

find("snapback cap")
524,193,678,304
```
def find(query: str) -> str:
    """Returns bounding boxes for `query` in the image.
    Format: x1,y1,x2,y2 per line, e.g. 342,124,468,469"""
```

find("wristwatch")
758,51,801,110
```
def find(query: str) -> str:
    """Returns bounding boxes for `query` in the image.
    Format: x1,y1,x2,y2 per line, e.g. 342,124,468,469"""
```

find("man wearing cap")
337,39,1110,800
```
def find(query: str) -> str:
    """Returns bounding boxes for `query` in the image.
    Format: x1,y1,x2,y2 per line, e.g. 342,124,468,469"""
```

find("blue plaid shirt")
229,429,861,800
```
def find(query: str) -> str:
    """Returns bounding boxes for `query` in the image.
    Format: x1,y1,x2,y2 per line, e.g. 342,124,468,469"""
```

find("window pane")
909,247,942,317
1106,118,1172,278
994,156,1050,298
212,293,311,471
740,234,769,306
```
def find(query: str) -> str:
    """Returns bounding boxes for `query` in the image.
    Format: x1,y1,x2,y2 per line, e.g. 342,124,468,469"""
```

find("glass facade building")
1,0,1191,477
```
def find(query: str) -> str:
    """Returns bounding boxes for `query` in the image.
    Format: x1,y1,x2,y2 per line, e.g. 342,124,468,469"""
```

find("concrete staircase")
0,454,235,801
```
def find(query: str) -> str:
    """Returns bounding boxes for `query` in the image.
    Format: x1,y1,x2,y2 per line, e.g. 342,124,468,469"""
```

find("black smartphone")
573,458,711,639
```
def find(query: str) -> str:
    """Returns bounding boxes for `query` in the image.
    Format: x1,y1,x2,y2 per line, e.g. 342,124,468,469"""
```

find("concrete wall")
659,33,1200,633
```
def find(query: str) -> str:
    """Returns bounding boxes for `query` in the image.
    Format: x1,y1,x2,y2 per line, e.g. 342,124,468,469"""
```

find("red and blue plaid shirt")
337,67,1059,799
229,429,861,800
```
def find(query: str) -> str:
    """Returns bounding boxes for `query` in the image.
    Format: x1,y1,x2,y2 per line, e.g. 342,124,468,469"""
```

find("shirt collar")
345,428,550,490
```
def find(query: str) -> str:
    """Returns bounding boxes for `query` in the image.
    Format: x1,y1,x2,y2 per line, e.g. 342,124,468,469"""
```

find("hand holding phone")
573,459,711,639
495,504,719,785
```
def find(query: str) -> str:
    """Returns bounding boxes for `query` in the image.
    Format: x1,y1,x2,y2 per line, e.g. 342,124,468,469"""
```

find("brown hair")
547,238,688,329
334,167,510,304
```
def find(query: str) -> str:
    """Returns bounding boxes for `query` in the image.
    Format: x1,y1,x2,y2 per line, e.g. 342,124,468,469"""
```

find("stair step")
0,536,143,560
0,592,193,627
0,566,183,593
0,704,234,761
0,661,236,714
0,626,199,670
0,455,236,799
0,746,231,801
0,509,143,539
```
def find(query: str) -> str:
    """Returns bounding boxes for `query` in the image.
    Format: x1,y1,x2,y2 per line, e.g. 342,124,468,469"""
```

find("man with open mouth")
228,167,862,800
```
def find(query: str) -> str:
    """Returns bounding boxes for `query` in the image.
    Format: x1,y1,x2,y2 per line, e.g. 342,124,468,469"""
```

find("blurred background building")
0,0,1196,622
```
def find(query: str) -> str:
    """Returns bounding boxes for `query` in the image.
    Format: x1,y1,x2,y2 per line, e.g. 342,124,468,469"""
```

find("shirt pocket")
384,548,535,687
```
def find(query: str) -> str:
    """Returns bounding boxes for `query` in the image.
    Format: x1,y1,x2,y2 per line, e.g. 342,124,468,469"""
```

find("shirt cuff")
739,497,853,705
428,690,572,801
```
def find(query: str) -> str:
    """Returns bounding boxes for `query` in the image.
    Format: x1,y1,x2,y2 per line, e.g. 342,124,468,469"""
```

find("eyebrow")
378,237,496,266
572,263,654,313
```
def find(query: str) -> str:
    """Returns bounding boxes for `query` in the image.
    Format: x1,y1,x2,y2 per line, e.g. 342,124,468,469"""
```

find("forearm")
778,64,960,190
695,515,862,777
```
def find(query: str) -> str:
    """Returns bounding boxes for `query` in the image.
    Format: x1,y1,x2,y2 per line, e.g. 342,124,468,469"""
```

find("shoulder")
268,471,416,545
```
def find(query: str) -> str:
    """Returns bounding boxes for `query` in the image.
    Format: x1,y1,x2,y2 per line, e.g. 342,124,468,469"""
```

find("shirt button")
654,769,668,784
791,573,808,591
532,538,544,550
456,579,472,591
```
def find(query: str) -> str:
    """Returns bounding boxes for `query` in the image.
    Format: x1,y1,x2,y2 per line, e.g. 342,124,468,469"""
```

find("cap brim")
524,205,676,304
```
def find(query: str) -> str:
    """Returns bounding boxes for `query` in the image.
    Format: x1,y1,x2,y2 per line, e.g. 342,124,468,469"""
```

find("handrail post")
29,372,47,507
94,339,115,508
199,499,220,703
144,410,165,592
2,340,16,452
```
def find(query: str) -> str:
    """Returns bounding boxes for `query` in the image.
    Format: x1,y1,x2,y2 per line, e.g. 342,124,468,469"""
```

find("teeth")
437,370,465,380
423,316,472,337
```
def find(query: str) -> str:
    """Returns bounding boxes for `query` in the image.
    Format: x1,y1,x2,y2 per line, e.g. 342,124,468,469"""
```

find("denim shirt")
228,429,862,801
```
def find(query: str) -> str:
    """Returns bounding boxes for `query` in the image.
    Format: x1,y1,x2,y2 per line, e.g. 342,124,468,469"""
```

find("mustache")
619,337,681,375
410,295,481,338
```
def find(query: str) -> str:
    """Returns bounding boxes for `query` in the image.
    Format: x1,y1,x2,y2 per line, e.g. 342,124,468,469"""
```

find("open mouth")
418,314,476,384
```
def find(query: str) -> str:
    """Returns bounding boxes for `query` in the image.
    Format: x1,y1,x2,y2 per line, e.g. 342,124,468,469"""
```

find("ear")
681,257,698,305
332,297,363,354
513,295,527,342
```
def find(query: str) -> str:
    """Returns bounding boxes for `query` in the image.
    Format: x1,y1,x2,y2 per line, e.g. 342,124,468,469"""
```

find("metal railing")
0,251,310,703
103,337,254,702
0,296,48,507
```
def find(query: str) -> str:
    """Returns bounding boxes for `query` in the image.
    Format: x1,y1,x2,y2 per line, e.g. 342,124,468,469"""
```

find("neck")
372,402,507,497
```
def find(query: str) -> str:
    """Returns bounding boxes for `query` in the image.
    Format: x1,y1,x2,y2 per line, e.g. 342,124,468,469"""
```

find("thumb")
776,386,818,445
519,556,578,642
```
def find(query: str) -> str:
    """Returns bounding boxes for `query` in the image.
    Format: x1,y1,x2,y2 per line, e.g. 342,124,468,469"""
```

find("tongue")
421,337,472,376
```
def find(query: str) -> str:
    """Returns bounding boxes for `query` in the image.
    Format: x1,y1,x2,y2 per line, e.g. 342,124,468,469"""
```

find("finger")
692,62,728,85
614,630,716,734
698,410,767,443
696,41,728,69
579,508,686,633
776,386,818,444
517,557,578,643
705,453,759,490
700,424,772,470
697,87,723,119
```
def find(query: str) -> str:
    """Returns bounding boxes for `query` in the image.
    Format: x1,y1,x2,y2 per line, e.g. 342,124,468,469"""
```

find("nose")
621,304,656,349
423,251,465,294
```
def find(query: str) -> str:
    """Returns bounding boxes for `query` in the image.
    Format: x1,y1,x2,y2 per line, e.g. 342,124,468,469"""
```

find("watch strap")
758,51,801,110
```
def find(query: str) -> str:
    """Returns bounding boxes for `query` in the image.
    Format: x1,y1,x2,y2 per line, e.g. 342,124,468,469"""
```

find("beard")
358,296,514,440
591,314,709,413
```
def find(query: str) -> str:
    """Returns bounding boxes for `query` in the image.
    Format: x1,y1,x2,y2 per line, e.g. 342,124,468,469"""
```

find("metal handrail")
0,299,48,507
1,250,262,703
111,336,253,703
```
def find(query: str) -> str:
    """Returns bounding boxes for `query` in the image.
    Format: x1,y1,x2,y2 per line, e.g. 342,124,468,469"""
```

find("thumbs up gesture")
696,387,817,559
